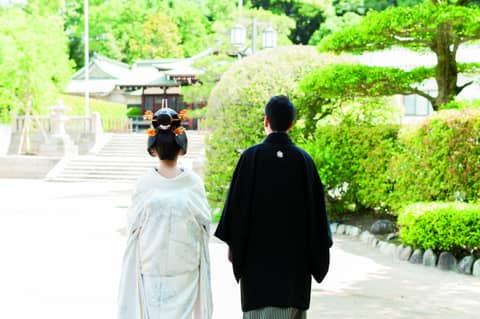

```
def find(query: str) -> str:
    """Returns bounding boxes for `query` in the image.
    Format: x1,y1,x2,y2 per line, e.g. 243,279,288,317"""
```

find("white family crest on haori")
117,168,213,319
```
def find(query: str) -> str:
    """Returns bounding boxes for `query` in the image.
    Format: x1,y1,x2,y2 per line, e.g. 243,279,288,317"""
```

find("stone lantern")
39,99,78,156
50,99,71,138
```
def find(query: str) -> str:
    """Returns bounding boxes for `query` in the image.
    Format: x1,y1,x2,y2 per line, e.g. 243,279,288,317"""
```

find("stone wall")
0,156,60,179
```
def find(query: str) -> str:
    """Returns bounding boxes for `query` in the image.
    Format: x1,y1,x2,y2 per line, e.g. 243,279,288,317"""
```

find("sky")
0,0,27,6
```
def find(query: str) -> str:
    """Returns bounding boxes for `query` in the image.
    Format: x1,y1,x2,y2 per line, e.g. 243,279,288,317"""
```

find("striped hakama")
243,307,306,319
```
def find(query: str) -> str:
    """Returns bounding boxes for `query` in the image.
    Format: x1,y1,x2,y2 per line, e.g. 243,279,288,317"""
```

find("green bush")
440,99,480,110
205,46,351,210
391,109,480,206
398,202,480,256
301,123,400,214
126,106,142,117
187,107,207,119
297,97,402,214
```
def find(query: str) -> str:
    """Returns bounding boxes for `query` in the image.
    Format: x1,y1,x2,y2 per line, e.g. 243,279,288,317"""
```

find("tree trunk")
433,23,458,111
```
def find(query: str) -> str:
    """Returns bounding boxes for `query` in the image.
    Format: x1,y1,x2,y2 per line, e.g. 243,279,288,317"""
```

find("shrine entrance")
142,93,183,113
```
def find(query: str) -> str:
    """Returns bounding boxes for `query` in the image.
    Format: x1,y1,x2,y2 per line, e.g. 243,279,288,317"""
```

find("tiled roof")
65,79,117,94
71,53,131,80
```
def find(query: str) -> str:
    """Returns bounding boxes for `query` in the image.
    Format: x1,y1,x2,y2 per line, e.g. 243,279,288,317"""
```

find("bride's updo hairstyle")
145,108,188,160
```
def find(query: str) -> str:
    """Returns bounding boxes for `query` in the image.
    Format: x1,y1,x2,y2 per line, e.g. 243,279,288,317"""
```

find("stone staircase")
45,131,206,182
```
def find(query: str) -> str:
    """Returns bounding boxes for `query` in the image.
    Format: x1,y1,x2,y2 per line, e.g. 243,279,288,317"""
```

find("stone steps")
46,131,206,182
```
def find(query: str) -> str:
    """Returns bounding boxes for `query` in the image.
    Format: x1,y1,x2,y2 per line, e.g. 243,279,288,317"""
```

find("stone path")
0,179,479,319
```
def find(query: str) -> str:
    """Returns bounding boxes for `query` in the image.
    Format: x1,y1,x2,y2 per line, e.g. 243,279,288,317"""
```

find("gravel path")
0,179,478,319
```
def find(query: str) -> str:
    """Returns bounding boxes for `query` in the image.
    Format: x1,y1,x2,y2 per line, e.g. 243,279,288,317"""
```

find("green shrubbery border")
301,122,400,216
398,202,480,256
300,108,480,214
391,109,480,206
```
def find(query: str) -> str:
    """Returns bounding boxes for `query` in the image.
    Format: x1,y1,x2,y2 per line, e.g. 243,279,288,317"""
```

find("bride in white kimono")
118,108,213,319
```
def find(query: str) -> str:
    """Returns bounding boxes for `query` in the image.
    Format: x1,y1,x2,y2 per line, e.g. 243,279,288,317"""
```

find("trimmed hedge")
391,109,480,205
398,202,480,256
205,46,351,209
299,108,480,214
126,106,142,117
302,122,400,215
298,98,401,215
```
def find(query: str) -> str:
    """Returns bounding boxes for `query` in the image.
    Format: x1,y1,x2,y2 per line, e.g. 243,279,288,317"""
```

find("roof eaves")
92,53,130,69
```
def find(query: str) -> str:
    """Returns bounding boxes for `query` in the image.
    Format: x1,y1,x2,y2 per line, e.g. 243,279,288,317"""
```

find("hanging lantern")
230,24,246,47
261,26,277,49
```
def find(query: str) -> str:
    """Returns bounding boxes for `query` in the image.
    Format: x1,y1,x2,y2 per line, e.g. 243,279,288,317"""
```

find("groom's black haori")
215,96,333,312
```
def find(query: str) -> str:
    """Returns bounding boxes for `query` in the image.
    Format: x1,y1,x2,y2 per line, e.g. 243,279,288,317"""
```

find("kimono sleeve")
126,186,151,235
304,155,333,283
190,178,212,233
214,151,255,282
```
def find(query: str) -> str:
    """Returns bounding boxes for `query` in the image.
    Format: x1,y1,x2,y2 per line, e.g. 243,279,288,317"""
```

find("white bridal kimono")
118,168,213,319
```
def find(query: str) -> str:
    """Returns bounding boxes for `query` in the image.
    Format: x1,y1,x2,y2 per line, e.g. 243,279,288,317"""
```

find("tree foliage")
128,13,183,59
300,64,436,101
248,0,330,44
312,1,480,110
164,0,211,57
309,0,426,44
308,12,361,45
61,0,307,69
182,54,235,105
0,5,72,122
332,0,423,16
183,7,297,105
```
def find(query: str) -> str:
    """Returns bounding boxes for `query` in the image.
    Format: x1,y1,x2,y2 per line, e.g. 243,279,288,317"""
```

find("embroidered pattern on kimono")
118,168,213,319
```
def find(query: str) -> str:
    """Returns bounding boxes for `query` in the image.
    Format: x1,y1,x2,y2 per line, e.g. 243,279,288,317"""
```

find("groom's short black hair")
265,95,295,132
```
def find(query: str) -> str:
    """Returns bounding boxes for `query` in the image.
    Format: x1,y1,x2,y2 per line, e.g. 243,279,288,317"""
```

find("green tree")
204,0,237,25
64,0,232,67
63,0,113,68
0,6,72,122
248,0,330,44
26,0,66,15
311,1,480,111
240,7,296,47
332,0,424,15
129,12,183,59
162,0,210,57
182,54,235,105
89,0,151,63
308,11,361,45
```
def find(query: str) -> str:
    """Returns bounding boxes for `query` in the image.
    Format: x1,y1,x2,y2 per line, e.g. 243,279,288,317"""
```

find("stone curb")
330,223,480,279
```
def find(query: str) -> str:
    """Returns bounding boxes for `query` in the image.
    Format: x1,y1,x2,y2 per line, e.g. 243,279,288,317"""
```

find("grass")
60,94,127,119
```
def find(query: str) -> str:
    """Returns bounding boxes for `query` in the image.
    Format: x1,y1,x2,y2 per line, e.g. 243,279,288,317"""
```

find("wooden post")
17,98,32,155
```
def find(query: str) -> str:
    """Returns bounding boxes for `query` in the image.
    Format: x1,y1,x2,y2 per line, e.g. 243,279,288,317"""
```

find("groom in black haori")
215,95,333,319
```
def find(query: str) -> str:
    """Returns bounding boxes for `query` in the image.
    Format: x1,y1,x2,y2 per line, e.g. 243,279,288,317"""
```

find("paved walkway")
0,179,479,319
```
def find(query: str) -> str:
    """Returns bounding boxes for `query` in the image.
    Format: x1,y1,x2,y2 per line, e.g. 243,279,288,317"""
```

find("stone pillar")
0,123,12,156
91,112,103,135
